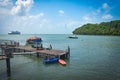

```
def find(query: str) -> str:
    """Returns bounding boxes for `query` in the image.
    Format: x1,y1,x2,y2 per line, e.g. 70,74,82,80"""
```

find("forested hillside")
73,20,120,35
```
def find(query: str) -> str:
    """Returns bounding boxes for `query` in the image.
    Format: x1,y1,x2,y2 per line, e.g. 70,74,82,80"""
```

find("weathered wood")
13,52,36,55
0,56,7,60
6,58,11,77
14,46,67,56
0,40,70,59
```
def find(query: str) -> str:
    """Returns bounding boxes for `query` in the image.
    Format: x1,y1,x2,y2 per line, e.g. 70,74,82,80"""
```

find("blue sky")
0,0,120,34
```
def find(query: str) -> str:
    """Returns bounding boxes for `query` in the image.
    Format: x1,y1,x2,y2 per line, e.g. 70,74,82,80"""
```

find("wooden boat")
68,36,78,39
43,57,59,64
58,59,66,65
68,35,78,39
26,36,42,43
26,36,42,46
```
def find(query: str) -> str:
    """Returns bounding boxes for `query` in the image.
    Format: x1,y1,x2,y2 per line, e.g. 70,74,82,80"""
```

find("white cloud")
82,15,91,22
0,0,12,6
58,10,64,16
0,7,10,14
97,9,101,13
11,0,34,16
27,13,44,19
91,2,113,21
102,14,113,19
67,21,80,27
81,14,99,24
0,0,13,15
102,3,109,9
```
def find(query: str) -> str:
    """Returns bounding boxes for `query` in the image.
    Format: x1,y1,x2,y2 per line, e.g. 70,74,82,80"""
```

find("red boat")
58,59,66,65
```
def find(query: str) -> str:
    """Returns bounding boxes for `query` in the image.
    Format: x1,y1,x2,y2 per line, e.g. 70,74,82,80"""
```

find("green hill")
73,20,120,35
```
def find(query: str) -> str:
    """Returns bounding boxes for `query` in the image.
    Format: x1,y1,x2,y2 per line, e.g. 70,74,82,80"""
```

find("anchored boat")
43,57,59,64
68,35,78,39
26,36,42,44
26,36,42,48
8,31,21,35
58,59,66,65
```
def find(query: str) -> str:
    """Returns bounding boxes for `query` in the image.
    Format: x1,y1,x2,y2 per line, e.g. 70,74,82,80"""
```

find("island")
73,20,120,35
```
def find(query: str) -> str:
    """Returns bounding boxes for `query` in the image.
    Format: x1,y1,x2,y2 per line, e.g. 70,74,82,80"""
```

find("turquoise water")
0,34,120,80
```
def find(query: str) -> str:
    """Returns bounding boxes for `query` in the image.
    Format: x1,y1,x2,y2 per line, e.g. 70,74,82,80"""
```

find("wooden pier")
0,55,7,60
13,46,70,59
0,40,70,59
0,39,70,77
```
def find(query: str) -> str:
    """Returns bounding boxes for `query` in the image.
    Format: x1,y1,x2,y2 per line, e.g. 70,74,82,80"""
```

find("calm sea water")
0,34,120,80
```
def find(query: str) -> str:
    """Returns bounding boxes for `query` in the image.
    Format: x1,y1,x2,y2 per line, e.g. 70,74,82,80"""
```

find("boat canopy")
27,36,42,43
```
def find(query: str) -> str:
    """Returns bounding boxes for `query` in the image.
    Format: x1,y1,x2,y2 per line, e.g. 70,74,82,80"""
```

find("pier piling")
6,57,11,77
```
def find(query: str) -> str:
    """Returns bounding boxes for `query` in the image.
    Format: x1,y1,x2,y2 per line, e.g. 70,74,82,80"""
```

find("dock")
0,39,70,77
0,40,70,59
0,55,7,60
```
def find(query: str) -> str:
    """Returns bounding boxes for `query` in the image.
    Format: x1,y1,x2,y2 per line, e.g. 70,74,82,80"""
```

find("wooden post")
1,48,4,58
59,55,60,59
36,52,39,57
4,48,12,77
68,46,70,53
36,42,38,50
67,46,70,58
13,48,15,53
65,54,67,58
41,43,43,49
50,44,52,50
6,57,11,77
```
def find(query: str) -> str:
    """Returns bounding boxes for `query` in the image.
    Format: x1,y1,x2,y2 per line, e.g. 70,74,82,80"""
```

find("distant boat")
68,35,78,39
8,31,21,35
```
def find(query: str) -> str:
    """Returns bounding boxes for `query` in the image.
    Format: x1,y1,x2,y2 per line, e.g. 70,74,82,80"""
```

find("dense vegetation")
73,20,120,35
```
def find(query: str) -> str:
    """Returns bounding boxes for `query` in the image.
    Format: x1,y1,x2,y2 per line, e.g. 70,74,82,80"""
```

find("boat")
58,59,66,65
68,34,78,39
8,31,21,35
43,57,59,64
26,36,42,46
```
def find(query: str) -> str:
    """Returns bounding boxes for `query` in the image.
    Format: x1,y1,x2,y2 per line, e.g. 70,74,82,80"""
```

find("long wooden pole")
6,57,11,77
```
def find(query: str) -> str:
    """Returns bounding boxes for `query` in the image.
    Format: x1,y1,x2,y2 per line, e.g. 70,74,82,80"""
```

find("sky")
0,0,120,34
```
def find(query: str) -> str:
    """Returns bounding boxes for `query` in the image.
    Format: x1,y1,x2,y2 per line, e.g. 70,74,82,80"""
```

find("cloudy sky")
0,0,120,34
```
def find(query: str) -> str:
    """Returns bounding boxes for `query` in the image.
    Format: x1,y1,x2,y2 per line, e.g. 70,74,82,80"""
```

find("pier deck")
14,45,67,56
0,56,7,60
0,40,70,59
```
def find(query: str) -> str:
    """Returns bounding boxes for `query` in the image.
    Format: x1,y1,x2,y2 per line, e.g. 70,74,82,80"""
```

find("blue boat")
43,57,59,64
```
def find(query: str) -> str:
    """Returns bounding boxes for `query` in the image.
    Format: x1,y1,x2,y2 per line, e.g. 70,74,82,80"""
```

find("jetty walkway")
0,40,70,60
0,39,71,77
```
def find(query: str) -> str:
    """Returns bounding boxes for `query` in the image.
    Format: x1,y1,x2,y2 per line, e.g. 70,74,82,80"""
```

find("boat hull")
8,31,21,35
43,57,59,64
68,36,78,39
58,59,66,65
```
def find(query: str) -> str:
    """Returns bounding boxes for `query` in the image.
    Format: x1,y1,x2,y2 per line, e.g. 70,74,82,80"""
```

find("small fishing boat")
26,36,42,44
68,35,78,39
58,59,66,65
43,57,59,64
26,36,42,46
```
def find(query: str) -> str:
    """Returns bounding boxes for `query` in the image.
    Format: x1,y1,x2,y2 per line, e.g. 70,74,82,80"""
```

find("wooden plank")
0,56,7,60
13,52,36,55
15,46,67,56
0,41,69,58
